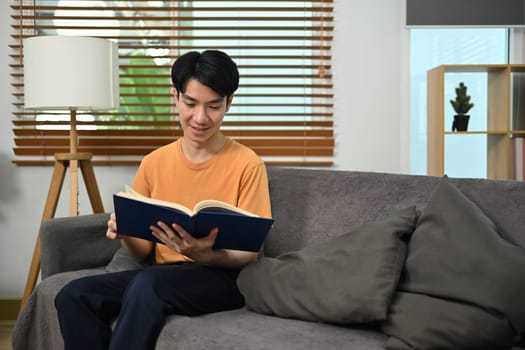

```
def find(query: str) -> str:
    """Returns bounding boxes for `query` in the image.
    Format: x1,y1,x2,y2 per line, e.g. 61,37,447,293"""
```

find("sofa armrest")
40,213,120,279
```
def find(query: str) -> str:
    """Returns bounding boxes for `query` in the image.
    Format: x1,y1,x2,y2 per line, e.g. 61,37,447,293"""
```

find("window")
410,28,508,176
11,0,334,166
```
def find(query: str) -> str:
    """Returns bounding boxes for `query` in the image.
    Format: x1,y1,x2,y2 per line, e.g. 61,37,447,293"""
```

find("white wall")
333,0,410,172
0,0,410,297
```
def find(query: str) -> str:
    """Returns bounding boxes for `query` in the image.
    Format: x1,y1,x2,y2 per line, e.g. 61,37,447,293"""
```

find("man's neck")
180,133,228,163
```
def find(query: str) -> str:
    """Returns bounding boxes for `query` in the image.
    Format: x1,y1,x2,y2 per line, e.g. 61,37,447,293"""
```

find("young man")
55,50,272,350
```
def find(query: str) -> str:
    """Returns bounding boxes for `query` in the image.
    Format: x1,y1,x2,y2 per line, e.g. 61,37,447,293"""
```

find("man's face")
174,78,231,145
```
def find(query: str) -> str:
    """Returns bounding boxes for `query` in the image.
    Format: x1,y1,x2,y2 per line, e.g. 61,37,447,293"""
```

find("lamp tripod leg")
20,159,67,310
19,154,106,313
79,159,105,213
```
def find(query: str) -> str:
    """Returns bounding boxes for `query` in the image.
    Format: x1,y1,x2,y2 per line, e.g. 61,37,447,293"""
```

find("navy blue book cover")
113,194,274,252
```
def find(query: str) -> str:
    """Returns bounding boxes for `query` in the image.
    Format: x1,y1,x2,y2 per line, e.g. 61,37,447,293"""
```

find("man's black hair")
170,50,239,98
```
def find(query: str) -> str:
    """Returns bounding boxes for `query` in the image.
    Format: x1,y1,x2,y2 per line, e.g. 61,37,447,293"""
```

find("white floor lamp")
20,36,120,309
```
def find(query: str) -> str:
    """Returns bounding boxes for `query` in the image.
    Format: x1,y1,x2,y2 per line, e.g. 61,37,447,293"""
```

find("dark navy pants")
55,263,243,350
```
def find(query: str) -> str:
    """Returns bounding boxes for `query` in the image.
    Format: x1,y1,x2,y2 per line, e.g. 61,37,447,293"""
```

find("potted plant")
450,82,474,131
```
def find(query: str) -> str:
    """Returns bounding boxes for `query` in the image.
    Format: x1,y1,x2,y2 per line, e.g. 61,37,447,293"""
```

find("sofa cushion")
384,292,516,349
382,176,525,349
237,206,418,325
158,309,388,350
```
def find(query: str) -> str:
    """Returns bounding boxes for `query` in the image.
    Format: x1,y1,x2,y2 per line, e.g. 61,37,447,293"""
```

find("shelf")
443,131,508,135
427,64,518,180
436,64,509,73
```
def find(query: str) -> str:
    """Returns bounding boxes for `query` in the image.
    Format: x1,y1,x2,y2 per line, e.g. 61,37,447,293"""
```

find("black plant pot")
452,115,470,132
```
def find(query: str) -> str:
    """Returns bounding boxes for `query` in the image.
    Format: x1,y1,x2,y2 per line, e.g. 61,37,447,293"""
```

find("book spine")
187,216,197,234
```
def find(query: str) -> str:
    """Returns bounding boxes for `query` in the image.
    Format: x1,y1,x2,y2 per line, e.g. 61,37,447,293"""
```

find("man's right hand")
107,212,154,260
106,212,120,240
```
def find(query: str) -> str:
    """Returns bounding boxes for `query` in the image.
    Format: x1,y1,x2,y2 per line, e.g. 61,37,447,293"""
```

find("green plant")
450,82,474,115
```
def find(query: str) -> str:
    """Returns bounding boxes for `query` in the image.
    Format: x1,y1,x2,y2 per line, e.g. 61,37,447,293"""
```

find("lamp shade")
23,36,119,110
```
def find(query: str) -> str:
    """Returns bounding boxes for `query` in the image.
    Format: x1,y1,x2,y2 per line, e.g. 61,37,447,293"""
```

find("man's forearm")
120,236,153,261
200,249,258,269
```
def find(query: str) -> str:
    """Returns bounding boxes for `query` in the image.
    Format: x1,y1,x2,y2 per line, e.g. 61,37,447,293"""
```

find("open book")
113,186,274,252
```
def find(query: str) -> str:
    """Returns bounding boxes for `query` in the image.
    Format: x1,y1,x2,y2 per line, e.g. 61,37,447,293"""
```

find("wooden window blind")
10,0,334,166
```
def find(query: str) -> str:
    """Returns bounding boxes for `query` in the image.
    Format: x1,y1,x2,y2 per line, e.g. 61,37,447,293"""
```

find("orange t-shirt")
132,138,272,264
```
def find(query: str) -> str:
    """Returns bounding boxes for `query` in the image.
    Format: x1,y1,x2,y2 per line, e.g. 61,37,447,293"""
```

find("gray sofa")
12,167,525,349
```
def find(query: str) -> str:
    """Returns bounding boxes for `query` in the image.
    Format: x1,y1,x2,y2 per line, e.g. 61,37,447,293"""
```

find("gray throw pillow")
382,177,525,349
237,206,418,325
384,292,516,349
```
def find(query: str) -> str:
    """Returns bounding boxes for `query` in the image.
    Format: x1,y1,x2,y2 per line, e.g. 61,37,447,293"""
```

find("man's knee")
55,278,87,310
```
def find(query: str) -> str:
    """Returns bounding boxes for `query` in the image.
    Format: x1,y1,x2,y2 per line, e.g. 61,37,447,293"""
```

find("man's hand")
106,212,120,240
150,222,218,262
107,212,153,260
150,222,257,268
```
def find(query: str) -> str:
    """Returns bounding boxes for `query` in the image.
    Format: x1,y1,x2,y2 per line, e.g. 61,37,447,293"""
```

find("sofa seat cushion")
13,270,388,350
237,206,418,325
157,309,387,350
382,177,525,349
